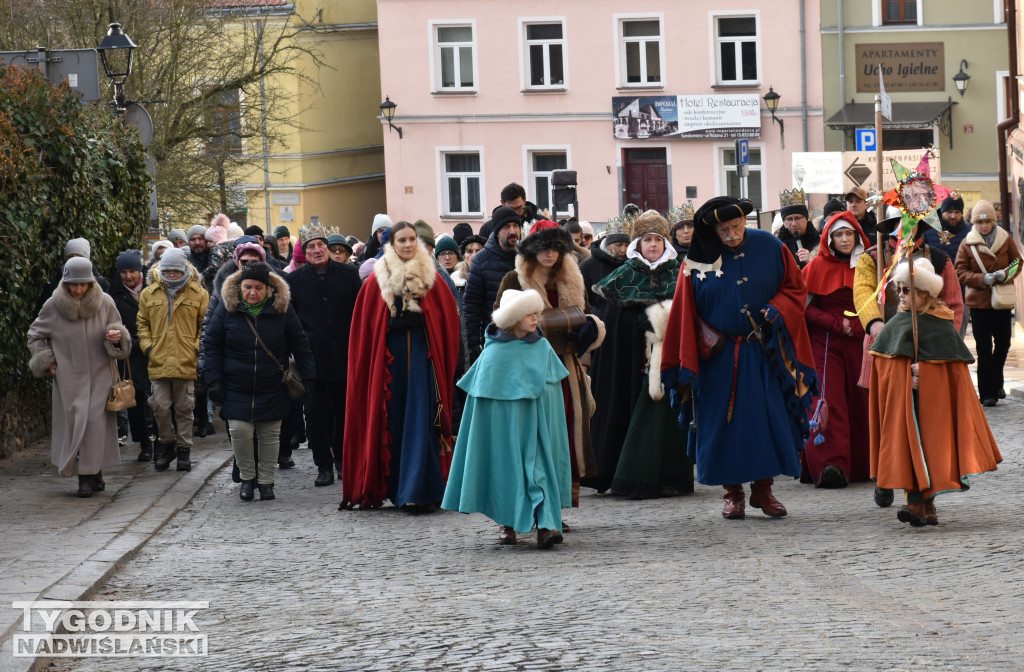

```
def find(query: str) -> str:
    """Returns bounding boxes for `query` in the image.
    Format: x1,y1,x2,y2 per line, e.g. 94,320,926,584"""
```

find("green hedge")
0,65,152,455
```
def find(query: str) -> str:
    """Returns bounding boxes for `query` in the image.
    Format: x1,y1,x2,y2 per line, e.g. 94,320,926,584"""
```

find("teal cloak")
442,329,571,533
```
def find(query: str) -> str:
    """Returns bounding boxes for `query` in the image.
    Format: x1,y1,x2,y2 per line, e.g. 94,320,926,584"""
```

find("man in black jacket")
286,222,362,486
463,206,522,361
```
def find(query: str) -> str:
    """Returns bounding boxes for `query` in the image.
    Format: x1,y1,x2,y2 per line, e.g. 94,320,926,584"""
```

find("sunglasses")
896,286,912,296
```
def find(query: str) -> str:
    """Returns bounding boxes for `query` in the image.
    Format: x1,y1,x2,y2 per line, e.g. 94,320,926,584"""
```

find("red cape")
802,211,870,297
661,243,816,406
341,273,459,509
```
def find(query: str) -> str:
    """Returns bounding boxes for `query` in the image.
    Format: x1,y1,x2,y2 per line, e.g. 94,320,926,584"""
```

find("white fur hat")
894,256,943,298
491,289,545,331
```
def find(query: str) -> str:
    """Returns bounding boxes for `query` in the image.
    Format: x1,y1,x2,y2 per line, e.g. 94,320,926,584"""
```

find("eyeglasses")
896,286,912,296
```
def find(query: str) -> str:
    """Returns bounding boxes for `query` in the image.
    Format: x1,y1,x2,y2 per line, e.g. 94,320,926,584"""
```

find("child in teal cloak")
442,289,571,549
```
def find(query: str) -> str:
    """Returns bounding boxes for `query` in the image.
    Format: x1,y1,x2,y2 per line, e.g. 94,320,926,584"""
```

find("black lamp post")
97,22,136,112
952,59,970,98
379,95,403,139
763,86,784,148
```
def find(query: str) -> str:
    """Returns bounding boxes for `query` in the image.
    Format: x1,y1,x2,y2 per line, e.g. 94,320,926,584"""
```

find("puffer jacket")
954,225,1023,309
923,219,970,269
463,233,518,354
137,263,209,380
202,270,316,422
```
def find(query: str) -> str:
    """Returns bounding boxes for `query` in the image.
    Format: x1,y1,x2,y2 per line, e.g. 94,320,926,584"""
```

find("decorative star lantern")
881,150,952,237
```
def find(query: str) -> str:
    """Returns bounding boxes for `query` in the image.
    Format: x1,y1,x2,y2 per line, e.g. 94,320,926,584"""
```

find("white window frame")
709,10,761,87
436,146,485,219
997,70,1011,122
714,141,766,211
871,0,923,27
429,20,478,94
995,0,1005,23
613,13,666,89
518,17,568,92
523,145,573,216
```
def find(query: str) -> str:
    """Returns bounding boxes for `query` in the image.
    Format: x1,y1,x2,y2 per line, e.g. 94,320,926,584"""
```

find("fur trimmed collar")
222,268,291,313
374,242,437,315
514,253,587,310
49,282,103,321
963,225,1009,257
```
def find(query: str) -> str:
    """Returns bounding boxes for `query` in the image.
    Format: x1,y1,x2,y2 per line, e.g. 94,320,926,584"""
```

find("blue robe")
685,229,815,485
442,328,571,533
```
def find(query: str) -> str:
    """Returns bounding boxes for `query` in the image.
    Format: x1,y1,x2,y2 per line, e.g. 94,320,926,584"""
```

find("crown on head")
667,202,695,224
779,188,806,208
605,217,630,236
298,221,330,244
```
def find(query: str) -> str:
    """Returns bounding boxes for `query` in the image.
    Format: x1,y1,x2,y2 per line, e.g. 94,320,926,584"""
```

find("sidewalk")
0,420,233,672
963,325,1024,400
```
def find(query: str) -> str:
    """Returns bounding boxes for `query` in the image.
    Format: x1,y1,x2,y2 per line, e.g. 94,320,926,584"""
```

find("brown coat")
27,283,131,476
954,226,1022,310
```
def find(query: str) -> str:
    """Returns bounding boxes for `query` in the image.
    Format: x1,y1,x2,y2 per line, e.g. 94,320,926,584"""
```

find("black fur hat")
517,220,572,259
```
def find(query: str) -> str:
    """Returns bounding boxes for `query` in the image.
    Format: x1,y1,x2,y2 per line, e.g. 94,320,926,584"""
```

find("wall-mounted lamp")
952,59,970,98
763,86,784,148
379,95,403,139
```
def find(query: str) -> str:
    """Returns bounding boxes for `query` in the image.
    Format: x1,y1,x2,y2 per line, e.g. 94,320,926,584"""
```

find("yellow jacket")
137,264,209,380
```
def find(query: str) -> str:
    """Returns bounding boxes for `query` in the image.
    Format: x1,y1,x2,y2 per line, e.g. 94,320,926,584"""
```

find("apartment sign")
855,42,944,92
613,94,761,140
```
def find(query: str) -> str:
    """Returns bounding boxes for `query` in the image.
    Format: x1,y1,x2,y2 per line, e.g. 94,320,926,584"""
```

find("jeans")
228,419,281,484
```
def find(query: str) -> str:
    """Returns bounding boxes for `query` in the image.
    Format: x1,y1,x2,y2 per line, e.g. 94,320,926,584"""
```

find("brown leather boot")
498,525,517,545
92,471,105,492
536,528,563,549
897,500,927,526
77,475,93,498
722,484,745,519
923,499,938,526
749,478,787,517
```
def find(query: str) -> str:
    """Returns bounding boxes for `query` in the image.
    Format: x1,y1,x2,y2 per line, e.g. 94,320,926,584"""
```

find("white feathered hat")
491,289,545,331
894,256,943,298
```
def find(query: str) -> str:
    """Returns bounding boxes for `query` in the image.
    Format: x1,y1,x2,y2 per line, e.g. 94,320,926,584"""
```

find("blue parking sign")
736,139,749,165
856,129,877,151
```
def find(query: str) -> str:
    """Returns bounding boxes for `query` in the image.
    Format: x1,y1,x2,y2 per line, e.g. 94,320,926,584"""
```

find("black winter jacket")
776,225,821,269
463,233,518,354
285,260,361,384
579,239,627,320
202,270,316,422
106,274,149,389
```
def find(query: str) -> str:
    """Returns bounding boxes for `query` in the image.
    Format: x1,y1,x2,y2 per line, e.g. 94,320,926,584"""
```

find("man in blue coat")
923,194,970,335
463,206,522,361
286,222,362,487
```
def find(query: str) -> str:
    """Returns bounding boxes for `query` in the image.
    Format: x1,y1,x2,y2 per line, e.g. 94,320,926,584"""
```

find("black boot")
154,442,175,472
77,475,93,498
278,445,294,469
92,471,105,492
239,479,255,501
176,446,192,472
137,439,153,462
258,484,275,501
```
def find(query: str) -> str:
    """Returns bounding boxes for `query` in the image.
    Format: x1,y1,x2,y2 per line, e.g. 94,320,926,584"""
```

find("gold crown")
779,188,806,208
605,216,630,236
667,202,695,223
298,221,330,244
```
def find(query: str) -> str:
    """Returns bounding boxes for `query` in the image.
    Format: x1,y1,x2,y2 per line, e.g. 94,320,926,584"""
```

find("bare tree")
0,0,324,228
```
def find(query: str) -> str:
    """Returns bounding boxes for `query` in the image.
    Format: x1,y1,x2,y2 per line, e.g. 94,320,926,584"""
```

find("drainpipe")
838,0,846,149
259,9,272,230
998,0,1018,233
800,0,808,151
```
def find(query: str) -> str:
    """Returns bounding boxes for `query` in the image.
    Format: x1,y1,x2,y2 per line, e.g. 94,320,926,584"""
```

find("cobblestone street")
40,394,1024,671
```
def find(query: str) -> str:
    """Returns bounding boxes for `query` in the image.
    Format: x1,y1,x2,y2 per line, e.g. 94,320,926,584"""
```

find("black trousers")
127,384,152,452
970,307,1012,400
303,380,346,471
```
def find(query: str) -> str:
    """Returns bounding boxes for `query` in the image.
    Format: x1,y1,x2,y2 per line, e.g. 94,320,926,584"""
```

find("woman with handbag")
27,257,131,497
954,200,1022,406
493,220,606,512
202,262,316,501
341,221,460,511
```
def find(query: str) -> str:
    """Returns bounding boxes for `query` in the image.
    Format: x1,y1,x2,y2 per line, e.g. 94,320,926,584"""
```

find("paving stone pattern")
48,395,1024,672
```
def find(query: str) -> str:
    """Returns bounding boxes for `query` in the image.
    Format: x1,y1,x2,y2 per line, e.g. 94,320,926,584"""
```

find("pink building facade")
376,0,824,231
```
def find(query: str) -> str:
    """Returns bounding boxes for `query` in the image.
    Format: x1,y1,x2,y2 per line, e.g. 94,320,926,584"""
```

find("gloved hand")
390,309,425,332
208,382,225,405
568,317,599,354
983,272,997,286
995,269,1007,283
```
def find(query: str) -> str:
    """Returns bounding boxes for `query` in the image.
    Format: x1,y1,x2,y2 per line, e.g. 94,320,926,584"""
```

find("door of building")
623,148,668,213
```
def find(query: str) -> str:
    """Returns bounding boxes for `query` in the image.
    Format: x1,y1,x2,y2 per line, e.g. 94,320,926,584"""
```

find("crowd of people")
27,180,1017,542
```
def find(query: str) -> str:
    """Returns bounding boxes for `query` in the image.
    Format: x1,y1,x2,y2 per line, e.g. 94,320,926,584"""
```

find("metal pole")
875,95,884,287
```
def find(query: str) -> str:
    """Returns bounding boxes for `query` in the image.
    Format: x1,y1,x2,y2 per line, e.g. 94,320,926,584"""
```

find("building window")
881,129,934,150
207,88,242,155
443,152,482,215
882,0,917,24
529,150,569,214
524,22,565,89
620,18,662,86
715,15,759,85
722,146,762,210
436,24,475,90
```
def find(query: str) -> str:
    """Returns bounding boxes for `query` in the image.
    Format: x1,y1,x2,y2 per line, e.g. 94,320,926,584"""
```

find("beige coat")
137,264,209,380
28,283,131,476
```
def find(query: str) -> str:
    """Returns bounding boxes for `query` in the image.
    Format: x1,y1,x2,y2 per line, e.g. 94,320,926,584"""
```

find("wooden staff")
906,238,919,362
875,95,885,287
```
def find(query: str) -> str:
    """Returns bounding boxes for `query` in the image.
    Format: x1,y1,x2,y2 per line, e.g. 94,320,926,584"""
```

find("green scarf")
242,291,270,319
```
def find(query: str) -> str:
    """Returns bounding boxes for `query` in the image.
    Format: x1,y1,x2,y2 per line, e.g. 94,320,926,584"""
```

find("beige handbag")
105,359,136,412
970,245,1016,310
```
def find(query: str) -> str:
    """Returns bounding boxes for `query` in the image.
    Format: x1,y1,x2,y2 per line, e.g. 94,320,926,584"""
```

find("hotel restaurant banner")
613,94,761,140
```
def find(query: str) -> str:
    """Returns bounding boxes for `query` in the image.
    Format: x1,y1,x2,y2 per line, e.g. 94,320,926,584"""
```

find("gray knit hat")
61,257,95,284
64,238,91,260
168,229,188,245
158,247,189,273
187,225,208,240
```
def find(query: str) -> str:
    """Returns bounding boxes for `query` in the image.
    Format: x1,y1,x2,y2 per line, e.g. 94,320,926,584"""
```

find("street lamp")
763,86,784,148
952,59,970,98
97,22,136,111
379,95,403,139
